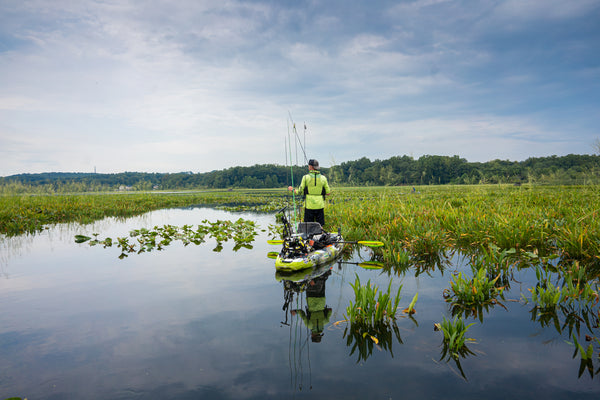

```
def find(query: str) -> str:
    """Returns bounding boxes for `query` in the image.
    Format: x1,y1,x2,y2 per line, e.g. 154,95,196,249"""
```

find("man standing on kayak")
288,159,331,227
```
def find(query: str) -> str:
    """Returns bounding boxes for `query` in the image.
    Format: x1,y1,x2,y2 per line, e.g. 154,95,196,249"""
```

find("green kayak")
274,221,345,273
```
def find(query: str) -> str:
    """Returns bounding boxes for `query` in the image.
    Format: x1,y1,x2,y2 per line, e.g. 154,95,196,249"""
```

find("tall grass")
345,275,402,325
0,191,288,236
328,185,600,268
343,274,408,363
444,265,506,321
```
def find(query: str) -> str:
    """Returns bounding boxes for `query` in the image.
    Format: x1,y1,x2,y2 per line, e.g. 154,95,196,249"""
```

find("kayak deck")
275,232,344,272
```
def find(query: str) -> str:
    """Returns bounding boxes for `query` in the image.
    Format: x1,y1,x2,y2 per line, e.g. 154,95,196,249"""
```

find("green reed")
343,274,416,363
444,265,506,321
435,315,476,360
345,274,402,325
327,185,600,267
528,263,599,310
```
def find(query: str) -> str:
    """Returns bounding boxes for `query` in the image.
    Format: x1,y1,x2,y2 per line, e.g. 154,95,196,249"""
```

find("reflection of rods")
282,285,312,394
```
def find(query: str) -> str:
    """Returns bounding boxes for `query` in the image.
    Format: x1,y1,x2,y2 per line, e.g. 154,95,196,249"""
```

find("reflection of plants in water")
526,262,600,378
443,266,506,322
435,316,477,380
342,274,417,363
527,264,599,311
75,218,259,257
570,333,600,378
343,320,403,363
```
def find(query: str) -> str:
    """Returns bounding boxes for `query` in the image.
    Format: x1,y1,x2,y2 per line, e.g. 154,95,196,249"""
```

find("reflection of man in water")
292,270,332,342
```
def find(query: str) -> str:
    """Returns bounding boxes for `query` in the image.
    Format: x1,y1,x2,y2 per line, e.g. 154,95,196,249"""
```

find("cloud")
493,0,600,21
0,0,598,175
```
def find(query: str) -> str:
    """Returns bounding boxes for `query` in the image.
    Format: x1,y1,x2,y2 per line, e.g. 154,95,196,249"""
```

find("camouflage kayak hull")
275,241,345,272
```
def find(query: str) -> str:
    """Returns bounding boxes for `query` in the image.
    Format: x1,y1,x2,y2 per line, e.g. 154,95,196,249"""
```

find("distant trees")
1,154,599,193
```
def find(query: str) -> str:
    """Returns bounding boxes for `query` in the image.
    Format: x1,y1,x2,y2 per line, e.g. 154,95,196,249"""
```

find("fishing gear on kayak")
272,207,345,272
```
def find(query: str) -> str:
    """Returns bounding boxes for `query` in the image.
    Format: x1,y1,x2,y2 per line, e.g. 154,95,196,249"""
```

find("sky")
1,0,599,176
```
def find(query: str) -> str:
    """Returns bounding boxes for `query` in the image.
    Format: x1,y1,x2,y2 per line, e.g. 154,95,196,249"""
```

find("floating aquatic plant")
527,263,600,339
76,218,259,257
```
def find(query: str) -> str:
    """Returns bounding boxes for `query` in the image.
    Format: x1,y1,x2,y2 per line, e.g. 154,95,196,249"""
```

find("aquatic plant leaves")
75,218,259,257
74,234,91,243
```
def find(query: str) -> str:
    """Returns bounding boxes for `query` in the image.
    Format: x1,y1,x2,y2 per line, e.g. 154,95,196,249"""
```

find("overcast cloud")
1,0,599,175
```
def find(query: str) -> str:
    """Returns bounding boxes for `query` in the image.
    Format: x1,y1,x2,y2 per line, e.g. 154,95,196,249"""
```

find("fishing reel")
281,234,309,258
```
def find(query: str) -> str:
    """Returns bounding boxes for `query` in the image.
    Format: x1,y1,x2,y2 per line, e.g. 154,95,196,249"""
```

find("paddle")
341,260,384,269
267,239,384,247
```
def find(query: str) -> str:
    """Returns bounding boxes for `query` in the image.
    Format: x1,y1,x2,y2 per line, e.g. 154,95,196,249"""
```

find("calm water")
0,207,598,399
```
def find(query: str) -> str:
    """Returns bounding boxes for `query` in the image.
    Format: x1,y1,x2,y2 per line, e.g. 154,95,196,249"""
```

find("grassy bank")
0,190,286,237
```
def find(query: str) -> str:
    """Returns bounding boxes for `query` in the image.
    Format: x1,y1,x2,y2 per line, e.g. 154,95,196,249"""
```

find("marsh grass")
4,185,600,377
5,185,600,269
436,316,476,359
0,191,287,237
435,315,477,379
444,265,506,321
343,274,416,363
345,275,402,325
528,264,599,311
328,185,600,268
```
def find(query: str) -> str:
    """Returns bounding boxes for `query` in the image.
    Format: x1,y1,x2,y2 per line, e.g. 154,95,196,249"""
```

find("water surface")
0,207,598,399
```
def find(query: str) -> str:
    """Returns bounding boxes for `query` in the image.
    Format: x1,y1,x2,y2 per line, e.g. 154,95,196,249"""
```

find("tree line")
1,154,599,193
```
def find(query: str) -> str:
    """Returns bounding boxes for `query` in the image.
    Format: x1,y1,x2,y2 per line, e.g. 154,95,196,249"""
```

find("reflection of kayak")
274,221,345,273
275,262,334,283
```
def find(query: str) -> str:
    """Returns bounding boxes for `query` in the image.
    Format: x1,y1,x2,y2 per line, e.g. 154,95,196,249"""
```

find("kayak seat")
296,222,323,239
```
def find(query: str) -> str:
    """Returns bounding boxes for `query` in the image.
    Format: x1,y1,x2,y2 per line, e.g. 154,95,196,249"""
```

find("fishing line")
307,315,312,390
288,111,309,166
295,124,299,166
287,119,298,226
284,130,289,187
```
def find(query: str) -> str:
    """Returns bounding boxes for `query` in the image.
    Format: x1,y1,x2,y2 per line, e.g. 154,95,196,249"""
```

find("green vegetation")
0,191,286,237
76,219,259,257
345,275,402,325
435,316,476,360
2,183,600,374
327,185,600,269
2,153,599,192
343,275,412,363
443,266,506,321
435,316,477,379
528,264,599,311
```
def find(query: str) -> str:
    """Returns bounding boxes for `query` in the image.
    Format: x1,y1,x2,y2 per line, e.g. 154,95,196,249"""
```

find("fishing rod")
288,111,309,166
285,112,311,231
287,118,299,226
